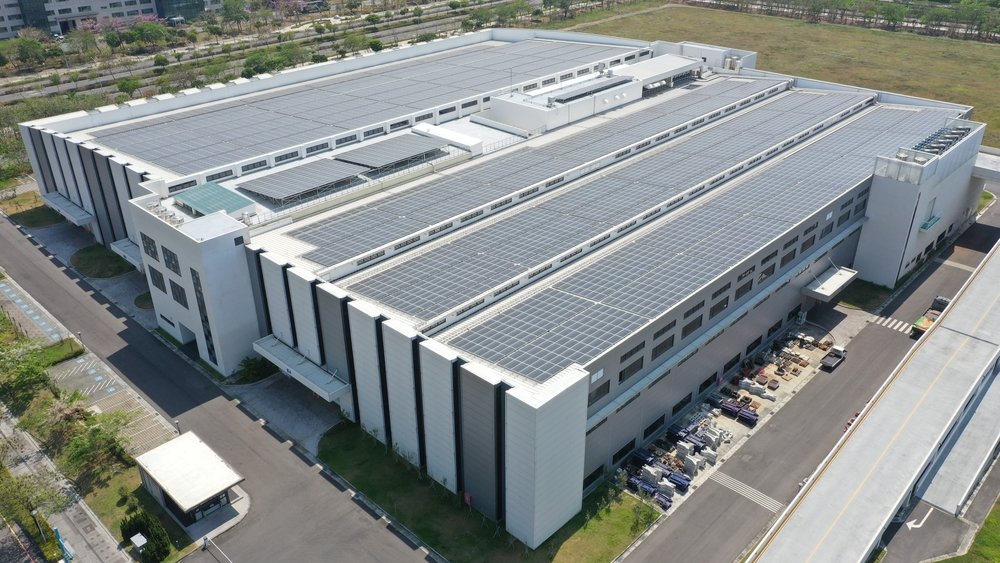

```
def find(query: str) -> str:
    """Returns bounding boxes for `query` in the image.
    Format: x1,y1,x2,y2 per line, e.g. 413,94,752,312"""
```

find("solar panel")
236,159,371,203
334,134,448,169
440,105,956,382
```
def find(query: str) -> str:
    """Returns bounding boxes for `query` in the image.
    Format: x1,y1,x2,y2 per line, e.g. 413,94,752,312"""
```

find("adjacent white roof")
135,432,244,512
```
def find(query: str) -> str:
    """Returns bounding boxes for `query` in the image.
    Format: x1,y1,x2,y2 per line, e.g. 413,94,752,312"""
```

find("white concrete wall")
287,267,322,365
382,320,420,466
261,254,294,347
505,366,589,549
347,300,387,444
418,339,459,492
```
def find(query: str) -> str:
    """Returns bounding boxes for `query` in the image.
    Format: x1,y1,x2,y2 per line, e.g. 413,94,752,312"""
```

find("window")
672,393,693,416
780,250,796,268
619,358,644,384
821,223,834,239
761,249,778,264
712,283,731,300
58,8,72,13
738,265,756,281
804,222,818,235
109,1,121,5
334,136,356,147
612,439,636,465
682,316,702,339
724,353,741,372
583,465,604,489
148,266,166,292
588,381,610,406
242,160,266,173
363,127,384,137
389,120,408,131
620,342,645,363
837,211,851,226
783,236,799,250
141,3,153,8
234,236,244,246
126,10,139,15
274,151,299,163
710,297,729,319
644,415,666,439
77,5,92,10
684,301,704,319
787,304,802,322
141,233,158,261
163,246,180,274
654,320,675,340
768,320,783,337
169,280,188,308
735,280,753,300
758,263,776,283
746,336,763,356
206,170,233,181
307,142,331,152
651,335,675,360
699,373,717,394
840,198,854,210
461,100,478,108
439,107,456,115
111,11,123,15
415,113,433,122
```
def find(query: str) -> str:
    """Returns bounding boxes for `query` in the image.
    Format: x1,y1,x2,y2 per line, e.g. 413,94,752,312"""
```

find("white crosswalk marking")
709,472,785,513
872,316,911,334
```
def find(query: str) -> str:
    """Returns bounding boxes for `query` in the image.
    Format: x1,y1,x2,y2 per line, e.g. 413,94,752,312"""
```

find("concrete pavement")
0,216,426,561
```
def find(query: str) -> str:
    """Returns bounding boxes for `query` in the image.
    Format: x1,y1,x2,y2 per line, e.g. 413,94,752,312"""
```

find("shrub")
152,54,169,67
120,510,170,562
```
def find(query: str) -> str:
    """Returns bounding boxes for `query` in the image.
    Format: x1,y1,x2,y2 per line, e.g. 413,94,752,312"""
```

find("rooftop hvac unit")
895,152,909,161
914,156,929,164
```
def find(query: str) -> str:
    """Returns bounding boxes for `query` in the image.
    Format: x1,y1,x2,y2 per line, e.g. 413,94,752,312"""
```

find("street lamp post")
30,509,46,542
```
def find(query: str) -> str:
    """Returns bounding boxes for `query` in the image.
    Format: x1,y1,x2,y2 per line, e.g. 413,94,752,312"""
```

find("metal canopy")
237,159,370,203
173,181,254,216
334,134,448,170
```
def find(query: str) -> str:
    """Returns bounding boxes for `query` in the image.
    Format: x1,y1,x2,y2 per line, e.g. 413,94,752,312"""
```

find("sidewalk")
0,272,179,562
1,411,130,563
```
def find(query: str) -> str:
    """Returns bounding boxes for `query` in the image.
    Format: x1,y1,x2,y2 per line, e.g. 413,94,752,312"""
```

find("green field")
946,499,1000,562
566,6,1000,147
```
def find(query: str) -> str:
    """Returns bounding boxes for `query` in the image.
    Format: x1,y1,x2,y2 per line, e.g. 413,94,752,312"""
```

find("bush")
368,39,384,52
152,54,169,67
311,53,327,63
120,510,170,562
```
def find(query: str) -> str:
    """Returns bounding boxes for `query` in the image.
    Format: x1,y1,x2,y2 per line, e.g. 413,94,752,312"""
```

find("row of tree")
694,0,1000,41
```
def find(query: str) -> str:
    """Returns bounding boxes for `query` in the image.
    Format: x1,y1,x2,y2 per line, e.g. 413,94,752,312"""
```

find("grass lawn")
0,309,23,346
563,6,1000,146
836,279,892,311
36,338,84,367
318,422,656,563
946,499,1000,562
0,191,64,228
84,467,197,563
70,244,135,278
134,291,154,310
979,190,995,214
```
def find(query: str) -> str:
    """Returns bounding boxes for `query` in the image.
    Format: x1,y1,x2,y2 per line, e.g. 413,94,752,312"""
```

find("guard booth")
136,432,244,526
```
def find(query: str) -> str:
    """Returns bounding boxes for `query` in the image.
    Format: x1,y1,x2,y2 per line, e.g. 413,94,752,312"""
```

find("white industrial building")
18,29,992,548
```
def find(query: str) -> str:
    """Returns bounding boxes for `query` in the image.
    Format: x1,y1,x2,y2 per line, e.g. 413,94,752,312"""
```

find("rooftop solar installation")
236,158,371,203
334,134,448,169
173,181,254,216
87,40,633,175
343,90,871,322
441,106,957,382
288,77,787,268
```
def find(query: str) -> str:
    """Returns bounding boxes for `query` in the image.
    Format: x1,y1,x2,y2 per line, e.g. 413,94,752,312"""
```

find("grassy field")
565,6,1000,147
85,467,197,563
979,190,995,213
946,499,1000,562
318,422,657,563
0,191,64,227
836,279,893,311
70,244,135,278
35,338,84,367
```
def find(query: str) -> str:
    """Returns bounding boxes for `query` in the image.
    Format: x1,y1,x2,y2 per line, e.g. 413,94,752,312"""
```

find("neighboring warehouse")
19,28,991,548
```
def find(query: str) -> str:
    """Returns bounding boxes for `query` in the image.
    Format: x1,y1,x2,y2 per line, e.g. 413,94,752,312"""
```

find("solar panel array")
89,40,632,174
443,106,956,382
291,78,787,267
334,134,447,169
237,158,371,202
344,91,871,321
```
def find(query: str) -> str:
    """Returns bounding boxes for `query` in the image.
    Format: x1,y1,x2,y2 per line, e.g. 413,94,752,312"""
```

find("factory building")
18,29,988,547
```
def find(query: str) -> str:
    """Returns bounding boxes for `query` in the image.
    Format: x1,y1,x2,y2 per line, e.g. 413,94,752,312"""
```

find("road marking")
934,257,976,273
872,316,912,334
906,506,934,530
710,472,785,513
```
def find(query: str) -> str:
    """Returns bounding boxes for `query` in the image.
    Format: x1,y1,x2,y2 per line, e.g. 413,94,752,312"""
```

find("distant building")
0,0,219,39
19,29,992,548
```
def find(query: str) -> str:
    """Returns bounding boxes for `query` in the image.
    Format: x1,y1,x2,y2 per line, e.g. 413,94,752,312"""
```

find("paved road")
0,218,425,562
627,198,1000,563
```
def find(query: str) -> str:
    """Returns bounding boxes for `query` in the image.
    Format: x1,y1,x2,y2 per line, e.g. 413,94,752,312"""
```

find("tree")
0,345,49,414
65,29,98,61
368,38,384,52
0,50,8,68
116,78,143,98
0,468,71,519
11,38,47,70
342,31,369,54
153,54,169,67
131,21,169,51
64,410,132,479
412,6,423,20
120,510,170,563
345,0,362,13
365,13,381,29
221,0,250,33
